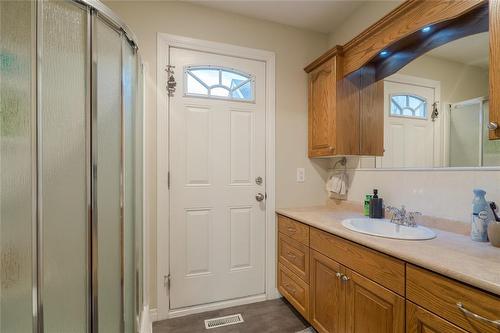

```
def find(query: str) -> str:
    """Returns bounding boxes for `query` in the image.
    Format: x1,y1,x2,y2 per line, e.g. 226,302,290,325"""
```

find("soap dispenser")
369,189,384,219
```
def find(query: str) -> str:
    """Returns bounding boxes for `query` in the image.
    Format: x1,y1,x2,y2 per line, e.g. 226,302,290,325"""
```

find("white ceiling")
185,1,371,34
426,32,489,69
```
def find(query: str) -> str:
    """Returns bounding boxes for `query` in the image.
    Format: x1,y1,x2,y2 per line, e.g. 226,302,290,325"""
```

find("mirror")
359,31,500,169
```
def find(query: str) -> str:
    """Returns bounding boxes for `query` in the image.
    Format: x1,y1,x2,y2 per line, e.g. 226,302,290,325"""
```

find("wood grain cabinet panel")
278,263,309,320
277,215,309,245
407,301,468,333
278,233,309,283
310,227,405,296
309,250,344,333
306,50,382,157
308,56,339,157
490,0,500,139
344,269,405,333
407,265,500,333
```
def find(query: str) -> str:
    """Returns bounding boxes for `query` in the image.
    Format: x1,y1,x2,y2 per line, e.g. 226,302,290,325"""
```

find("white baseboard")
140,305,152,333
158,294,267,320
149,307,158,323
267,287,281,300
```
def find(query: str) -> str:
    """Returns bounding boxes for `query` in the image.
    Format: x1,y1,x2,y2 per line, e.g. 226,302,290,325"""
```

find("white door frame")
382,73,443,167
156,33,276,321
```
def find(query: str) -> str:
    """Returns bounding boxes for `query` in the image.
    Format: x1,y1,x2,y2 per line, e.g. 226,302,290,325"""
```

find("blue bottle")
471,189,493,242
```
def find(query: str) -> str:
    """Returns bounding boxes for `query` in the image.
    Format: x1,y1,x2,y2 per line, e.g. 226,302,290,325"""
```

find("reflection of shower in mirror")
448,98,500,167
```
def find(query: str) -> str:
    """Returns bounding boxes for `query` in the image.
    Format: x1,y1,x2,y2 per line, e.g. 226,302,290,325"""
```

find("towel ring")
330,157,347,172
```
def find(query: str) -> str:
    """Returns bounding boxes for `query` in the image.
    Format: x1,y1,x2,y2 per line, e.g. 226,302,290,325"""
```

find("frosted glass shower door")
40,1,89,332
95,17,123,333
0,2,35,332
123,40,138,333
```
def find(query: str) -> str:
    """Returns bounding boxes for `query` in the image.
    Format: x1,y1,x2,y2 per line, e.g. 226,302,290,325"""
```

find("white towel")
326,172,348,198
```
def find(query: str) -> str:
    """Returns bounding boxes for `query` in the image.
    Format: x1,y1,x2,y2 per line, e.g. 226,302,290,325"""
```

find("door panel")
380,80,437,168
345,269,405,333
169,47,266,309
309,250,343,333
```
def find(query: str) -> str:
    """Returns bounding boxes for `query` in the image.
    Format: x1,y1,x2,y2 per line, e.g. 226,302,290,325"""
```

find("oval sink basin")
342,218,436,240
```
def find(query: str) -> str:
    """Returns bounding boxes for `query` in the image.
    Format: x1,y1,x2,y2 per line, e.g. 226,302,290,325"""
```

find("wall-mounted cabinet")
305,49,384,158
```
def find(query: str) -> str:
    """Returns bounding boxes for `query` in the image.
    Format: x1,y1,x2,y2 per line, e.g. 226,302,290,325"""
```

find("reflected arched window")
390,94,427,119
184,66,255,102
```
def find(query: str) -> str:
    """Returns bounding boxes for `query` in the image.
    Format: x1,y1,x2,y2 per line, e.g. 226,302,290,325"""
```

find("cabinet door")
308,57,337,157
489,0,500,139
407,301,468,333
345,269,404,333
309,250,343,333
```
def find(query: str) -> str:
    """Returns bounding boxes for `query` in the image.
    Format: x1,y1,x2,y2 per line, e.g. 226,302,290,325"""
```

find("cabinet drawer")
278,215,309,245
278,233,310,282
407,301,468,333
407,265,500,333
278,263,310,320
310,227,405,296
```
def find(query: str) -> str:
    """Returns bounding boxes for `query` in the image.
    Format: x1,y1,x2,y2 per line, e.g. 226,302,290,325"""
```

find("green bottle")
364,194,373,216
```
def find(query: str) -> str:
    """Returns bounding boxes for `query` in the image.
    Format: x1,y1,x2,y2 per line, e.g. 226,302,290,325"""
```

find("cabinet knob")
341,275,350,282
335,272,342,279
488,122,498,131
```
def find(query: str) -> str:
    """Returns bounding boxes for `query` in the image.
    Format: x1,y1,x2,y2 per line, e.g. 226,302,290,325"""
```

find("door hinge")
164,274,171,290
167,171,170,189
165,65,176,97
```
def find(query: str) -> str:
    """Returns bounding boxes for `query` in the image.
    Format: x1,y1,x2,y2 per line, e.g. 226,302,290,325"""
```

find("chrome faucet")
386,205,421,227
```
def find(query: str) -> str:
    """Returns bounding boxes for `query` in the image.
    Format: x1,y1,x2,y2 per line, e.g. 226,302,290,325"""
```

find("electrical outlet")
296,168,305,183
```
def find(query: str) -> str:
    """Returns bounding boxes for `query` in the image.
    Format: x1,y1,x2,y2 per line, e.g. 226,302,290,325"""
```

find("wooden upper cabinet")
307,50,341,157
344,269,405,333
306,48,383,157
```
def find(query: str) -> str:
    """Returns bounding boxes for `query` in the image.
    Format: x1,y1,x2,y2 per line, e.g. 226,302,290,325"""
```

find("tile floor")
153,298,309,333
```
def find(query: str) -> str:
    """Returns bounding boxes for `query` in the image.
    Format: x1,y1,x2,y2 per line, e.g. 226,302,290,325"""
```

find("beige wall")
328,0,403,46
104,0,329,309
399,55,489,104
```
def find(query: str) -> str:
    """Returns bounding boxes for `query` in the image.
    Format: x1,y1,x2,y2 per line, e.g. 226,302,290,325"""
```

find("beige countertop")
276,205,500,297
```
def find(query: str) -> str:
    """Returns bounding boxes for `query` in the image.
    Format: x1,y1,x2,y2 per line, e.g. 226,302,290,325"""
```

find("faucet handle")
407,211,422,227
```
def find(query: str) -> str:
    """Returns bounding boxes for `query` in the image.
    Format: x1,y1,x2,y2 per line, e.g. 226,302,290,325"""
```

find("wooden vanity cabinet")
407,301,468,333
277,214,500,333
344,269,405,333
309,250,343,333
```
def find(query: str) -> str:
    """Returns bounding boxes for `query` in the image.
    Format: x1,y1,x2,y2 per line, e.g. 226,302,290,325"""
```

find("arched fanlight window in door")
184,66,255,102
390,94,428,119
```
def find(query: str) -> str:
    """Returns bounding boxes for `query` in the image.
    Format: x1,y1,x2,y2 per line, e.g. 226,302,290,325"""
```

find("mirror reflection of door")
378,78,438,168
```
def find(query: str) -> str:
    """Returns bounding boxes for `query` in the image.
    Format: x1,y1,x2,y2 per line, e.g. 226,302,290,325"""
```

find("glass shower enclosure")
0,0,145,332
448,98,500,167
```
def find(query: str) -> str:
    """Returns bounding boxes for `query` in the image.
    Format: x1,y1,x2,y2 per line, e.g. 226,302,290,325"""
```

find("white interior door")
379,80,437,168
169,47,266,309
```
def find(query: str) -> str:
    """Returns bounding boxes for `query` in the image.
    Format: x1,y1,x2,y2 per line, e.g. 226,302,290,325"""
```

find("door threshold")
167,294,267,319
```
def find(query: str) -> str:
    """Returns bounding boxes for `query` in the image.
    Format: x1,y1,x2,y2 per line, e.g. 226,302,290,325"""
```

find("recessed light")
422,26,431,33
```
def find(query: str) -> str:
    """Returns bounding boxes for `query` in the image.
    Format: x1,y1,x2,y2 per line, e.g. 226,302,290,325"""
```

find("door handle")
255,193,265,202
